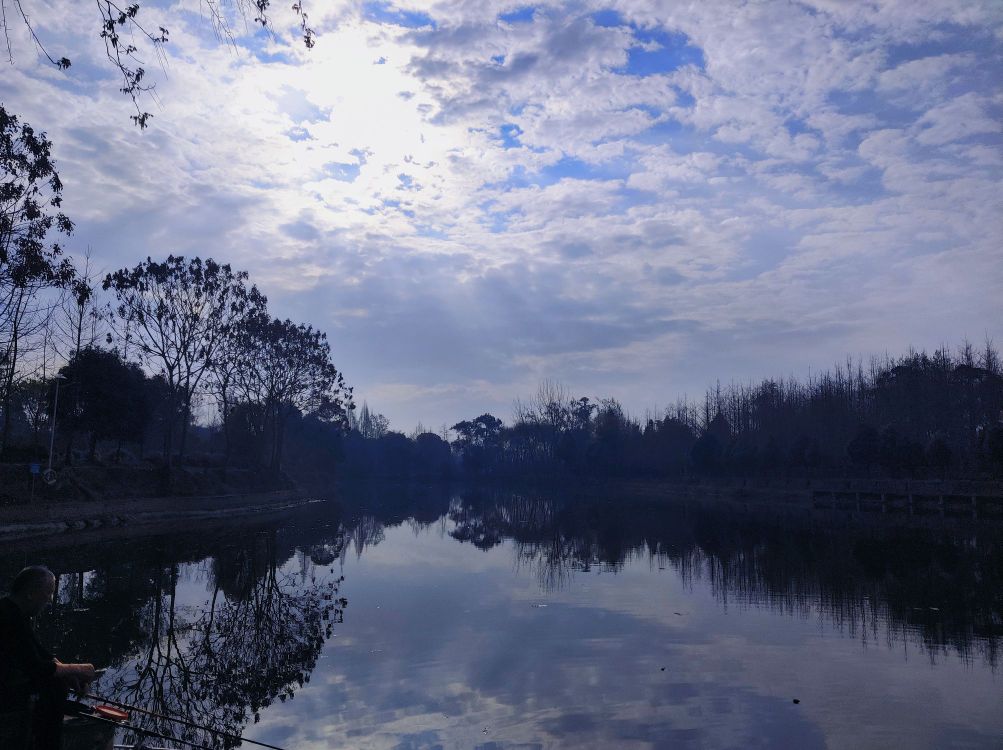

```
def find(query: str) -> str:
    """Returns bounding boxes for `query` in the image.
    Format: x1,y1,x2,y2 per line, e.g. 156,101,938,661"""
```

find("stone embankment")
615,476,1003,521
0,489,318,541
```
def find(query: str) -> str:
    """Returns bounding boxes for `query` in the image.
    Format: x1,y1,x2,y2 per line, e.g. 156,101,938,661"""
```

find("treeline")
344,345,1003,481
1,106,352,476
4,104,1002,485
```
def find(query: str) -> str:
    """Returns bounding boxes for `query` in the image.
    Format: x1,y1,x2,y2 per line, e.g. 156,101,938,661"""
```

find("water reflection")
1,485,1001,748
4,523,346,748
441,488,1002,669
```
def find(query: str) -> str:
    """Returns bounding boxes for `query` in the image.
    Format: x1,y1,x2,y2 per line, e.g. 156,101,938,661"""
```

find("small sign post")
29,463,40,502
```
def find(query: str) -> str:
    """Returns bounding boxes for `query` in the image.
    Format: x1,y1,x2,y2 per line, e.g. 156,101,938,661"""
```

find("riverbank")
0,462,323,541
0,489,321,541
5,468,1002,544
0,462,294,504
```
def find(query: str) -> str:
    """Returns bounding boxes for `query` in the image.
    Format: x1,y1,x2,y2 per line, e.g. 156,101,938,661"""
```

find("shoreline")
3,474,1001,543
0,490,321,542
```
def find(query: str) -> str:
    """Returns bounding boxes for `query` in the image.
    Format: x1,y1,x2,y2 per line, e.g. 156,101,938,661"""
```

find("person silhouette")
0,566,97,750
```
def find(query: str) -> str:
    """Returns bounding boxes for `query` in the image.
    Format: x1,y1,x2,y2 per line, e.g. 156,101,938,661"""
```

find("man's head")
9,565,56,616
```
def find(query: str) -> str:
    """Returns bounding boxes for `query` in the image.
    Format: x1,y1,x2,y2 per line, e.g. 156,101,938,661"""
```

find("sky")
1,0,1001,432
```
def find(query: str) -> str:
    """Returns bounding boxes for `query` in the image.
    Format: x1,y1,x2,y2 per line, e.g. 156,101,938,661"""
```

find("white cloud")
0,0,1000,428
914,93,1001,146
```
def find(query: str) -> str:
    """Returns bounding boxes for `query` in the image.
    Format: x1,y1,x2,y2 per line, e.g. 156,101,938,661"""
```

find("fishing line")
83,693,288,750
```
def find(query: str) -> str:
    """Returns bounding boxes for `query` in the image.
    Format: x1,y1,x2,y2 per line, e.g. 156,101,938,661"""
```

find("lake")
3,484,1001,749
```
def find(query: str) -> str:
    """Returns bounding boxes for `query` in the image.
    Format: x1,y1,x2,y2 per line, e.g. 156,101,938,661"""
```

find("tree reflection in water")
114,541,343,747
12,527,347,749
1,483,999,745
444,488,1002,670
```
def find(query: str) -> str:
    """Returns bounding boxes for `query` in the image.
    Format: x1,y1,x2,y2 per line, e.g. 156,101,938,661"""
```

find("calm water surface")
3,486,1001,749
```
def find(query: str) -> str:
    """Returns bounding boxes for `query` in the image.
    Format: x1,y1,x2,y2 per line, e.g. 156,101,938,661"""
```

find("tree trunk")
0,389,11,458
221,384,231,469
163,417,174,469
0,343,17,458
178,393,191,463
270,404,286,474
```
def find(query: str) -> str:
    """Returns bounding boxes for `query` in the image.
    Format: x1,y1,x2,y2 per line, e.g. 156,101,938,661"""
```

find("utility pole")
44,375,67,485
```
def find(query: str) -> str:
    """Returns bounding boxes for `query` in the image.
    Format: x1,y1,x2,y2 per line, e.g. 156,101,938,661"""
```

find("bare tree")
50,248,105,361
2,0,315,127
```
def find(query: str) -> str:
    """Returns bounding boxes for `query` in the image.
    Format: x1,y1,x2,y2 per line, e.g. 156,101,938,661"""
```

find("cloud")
914,93,1001,146
0,0,1000,429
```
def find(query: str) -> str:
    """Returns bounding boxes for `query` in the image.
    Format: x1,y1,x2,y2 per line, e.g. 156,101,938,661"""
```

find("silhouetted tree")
988,426,1003,474
451,413,504,474
0,105,75,456
51,250,105,361
233,316,352,472
413,432,452,478
205,284,268,467
103,256,258,465
690,432,721,475
926,435,953,477
56,346,149,462
348,402,390,440
847,424,880,472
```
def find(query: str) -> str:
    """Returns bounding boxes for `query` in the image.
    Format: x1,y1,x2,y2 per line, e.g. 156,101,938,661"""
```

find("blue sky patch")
416,225,450,240
673,87,697,108
633,118,692,147
884,26,992,68
485,211,513,233
622,27,706,76
631,103,663,119
499,7,537,24
785,118,814,136
275,86,329,124
591,9,626,28
491,158,632,191
222,20,297,65
364,1,436,28
253,49,295,65
536,156,633,185
499,123,523,149
826,89,918,133
324,162,361,182
616,186,661,210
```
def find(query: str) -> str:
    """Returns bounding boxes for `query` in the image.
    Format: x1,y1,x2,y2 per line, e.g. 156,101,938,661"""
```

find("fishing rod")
84,693,288,750
65,700,212,750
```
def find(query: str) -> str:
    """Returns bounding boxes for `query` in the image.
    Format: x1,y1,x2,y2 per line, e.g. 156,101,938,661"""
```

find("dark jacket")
0,596,57,708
